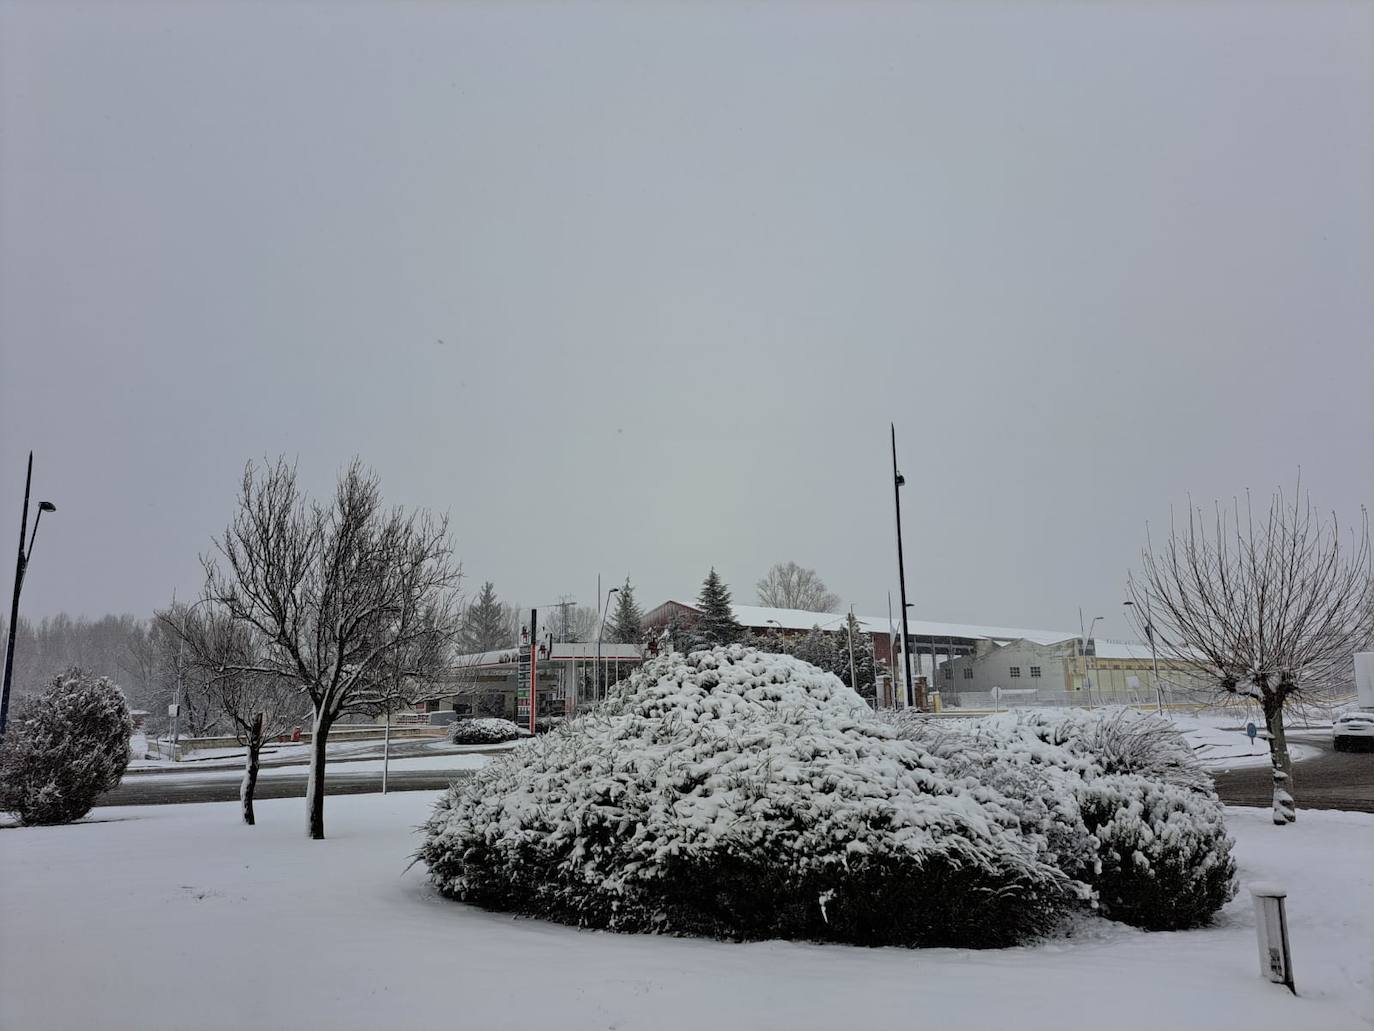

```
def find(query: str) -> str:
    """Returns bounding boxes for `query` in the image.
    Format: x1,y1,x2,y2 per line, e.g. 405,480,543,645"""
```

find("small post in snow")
381,706,390,795
1250,883,1295,995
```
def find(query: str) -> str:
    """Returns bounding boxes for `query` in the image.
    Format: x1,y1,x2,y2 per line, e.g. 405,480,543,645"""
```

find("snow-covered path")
1,794,1369,1031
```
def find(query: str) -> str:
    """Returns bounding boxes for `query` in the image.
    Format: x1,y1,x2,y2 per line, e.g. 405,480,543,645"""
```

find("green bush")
0,668,134,826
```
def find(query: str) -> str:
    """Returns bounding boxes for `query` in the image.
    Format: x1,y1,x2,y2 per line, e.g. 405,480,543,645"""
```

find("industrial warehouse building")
936,637,1210,708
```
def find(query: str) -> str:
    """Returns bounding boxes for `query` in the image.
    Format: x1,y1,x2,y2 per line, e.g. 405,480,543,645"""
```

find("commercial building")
417,642,645,722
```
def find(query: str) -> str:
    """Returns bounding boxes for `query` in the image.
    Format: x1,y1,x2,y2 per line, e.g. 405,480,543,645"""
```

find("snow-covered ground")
1,793,1369,1031
1171,714,1323,770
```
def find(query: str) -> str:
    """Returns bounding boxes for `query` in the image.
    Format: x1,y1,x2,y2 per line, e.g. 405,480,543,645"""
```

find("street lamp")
891,424,916,708
1123,599,1165,714
1078,609,1105,706
596,586,619,703
1,452,57,738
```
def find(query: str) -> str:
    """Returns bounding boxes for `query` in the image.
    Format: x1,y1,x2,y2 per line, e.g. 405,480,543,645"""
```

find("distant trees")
606,579,643,644
0,668,133,825
193,458,463,840
756,562,840,612
462,582,514,653
1129,486,1374,825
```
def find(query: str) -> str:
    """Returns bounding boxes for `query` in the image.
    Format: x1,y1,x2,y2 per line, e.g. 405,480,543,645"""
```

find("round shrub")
0,668,134,826
446,717,523,745
1079,774,1237,930
420,646,1079,948
881,707,1236,929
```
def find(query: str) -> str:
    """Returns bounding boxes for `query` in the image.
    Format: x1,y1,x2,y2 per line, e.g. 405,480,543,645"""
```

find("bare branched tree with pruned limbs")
1128,484,1373,825
189,458,463,839
161,604,307,825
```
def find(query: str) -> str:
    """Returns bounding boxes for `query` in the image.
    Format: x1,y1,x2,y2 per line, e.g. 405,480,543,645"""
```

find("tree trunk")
1263,692,1296,825
240,712,263,826
304,708,332,839
382,708,391,795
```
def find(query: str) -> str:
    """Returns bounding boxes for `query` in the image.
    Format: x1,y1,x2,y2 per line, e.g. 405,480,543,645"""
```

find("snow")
1,792,1369,1031
729,603,1075,644
1170,715,1322,770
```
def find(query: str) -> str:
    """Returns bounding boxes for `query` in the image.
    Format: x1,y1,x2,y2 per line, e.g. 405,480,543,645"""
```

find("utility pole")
891,425,915,708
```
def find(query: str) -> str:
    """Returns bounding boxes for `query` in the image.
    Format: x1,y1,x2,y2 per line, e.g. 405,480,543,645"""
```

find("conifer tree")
463,582,512,653
694,568,742,646
608,578,644,644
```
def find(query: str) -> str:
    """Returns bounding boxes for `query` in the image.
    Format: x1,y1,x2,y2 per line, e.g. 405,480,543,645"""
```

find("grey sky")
2,1,1371,641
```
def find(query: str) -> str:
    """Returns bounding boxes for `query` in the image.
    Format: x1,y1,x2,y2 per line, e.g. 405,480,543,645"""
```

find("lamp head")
38,501,56,513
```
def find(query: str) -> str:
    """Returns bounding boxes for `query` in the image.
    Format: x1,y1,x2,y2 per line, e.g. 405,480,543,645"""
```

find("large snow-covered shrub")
880,706,1236,929
447,718,523,745
0,668,134,826
1079,775,1237,929
421,647,1079,947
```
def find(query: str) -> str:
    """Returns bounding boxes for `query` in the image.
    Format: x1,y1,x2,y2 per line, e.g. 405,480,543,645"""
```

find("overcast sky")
2,1,1371,640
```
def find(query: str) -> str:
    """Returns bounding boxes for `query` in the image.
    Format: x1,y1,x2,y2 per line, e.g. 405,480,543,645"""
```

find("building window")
944,666,952,680
1029,666,1041,678
1009,666,1021,678
962,668,973,680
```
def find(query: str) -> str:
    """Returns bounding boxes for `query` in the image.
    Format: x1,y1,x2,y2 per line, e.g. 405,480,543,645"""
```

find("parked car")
1332,711,1374,752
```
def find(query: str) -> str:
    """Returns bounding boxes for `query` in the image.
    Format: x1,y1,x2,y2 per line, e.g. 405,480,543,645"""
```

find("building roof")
653,600,1075,646
451,642,644,669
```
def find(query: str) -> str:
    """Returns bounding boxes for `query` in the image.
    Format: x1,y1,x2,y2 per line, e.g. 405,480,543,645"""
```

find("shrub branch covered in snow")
0,668,134,826
421,647,1078,947
881,706,1237,929
447,718,524,745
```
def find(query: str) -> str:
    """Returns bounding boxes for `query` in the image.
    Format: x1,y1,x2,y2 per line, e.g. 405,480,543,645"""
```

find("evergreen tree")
463,582,512,653
693,568,742,646
608,578,644,644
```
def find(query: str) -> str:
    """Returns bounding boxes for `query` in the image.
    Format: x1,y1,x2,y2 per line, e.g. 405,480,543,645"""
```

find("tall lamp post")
891,424,916,708
1,452,57,738
1078,609,1104,706
1123,599,1165,714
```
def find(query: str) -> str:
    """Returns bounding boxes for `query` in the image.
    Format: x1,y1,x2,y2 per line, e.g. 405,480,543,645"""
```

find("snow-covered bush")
421,647,1079,947
880,707,1236,929
447,717,523,745
0,668,134,826
534,716,565,734
1079,775,1237,929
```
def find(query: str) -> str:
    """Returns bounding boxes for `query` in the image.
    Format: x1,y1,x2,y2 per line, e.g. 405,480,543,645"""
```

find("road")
101,738,484,807
103,728,1373,811
1212,729,1374,813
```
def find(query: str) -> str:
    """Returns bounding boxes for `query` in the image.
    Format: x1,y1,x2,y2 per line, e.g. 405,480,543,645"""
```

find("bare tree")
161,607,307,825
199,458,463,839
756,561,840,612
1129,485,1373,824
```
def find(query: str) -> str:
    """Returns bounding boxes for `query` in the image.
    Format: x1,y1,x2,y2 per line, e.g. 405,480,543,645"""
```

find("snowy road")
1213,730,1374,813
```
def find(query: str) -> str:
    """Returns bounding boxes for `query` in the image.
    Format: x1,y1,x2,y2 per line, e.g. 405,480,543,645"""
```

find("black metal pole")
1,452,34,737
891,425,915,708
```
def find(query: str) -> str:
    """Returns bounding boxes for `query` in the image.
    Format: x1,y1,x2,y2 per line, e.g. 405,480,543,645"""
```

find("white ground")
1,794,1369,1031
1170,714,1323,770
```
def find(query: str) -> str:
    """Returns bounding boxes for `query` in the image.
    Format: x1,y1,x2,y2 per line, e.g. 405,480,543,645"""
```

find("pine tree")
608,578,644,644
694,568,742,647
463,582,512,653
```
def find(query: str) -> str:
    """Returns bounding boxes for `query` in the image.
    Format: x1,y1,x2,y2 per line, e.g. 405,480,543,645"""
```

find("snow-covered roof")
728,604,1074,645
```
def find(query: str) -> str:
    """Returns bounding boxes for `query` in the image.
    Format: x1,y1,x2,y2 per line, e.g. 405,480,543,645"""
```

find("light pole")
1078,608,1104,706
891,424,916,708
1123,599,1165,714
596,586,619,703
1,452,57,738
